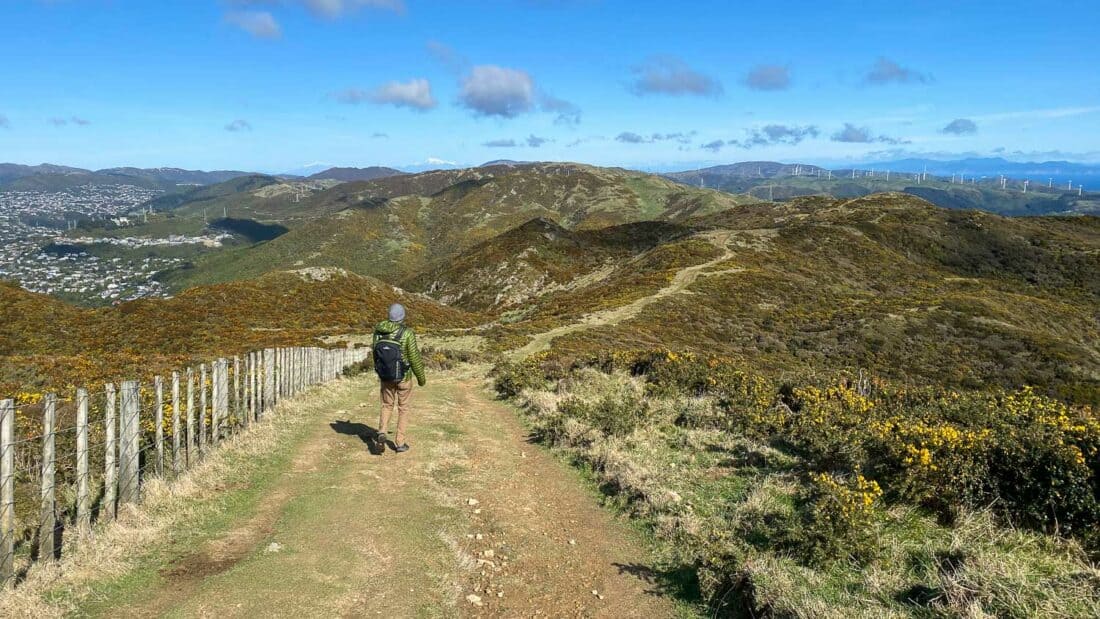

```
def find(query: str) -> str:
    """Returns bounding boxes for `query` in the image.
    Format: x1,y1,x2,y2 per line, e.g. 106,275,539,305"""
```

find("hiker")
372,303,426,453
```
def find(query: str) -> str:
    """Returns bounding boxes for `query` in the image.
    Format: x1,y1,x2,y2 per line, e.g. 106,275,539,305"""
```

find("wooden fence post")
154,376,164,476
104,383,117,521
186,368,195,468
172,372,181,475
248,352,256,427
263,349,274,417
233,356,241,432
210,362,219,446
256,352,263,417
199,364,208,455
76,388,90,531
269,348,277,410
1,399,15,584
119,381,141,505
214,359,228,444
256,352,264,419
39,393,57,561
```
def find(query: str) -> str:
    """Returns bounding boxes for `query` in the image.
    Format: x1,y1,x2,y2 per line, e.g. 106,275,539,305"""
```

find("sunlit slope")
0,270,478,391
492,193,1100,401
159,163,751,289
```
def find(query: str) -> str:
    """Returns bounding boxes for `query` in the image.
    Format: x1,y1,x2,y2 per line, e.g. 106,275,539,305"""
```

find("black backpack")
373,326,408,382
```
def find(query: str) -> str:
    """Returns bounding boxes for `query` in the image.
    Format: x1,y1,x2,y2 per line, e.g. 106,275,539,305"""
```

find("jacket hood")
374,319,404,334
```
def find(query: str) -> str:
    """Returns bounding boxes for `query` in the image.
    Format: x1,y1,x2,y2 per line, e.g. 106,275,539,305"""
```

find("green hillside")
156,163,751,290
483,193,1100,403
405,217,692,311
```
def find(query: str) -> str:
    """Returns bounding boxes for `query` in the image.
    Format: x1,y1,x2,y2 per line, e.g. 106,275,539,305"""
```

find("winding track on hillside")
509,230,740,360
87,367,683,618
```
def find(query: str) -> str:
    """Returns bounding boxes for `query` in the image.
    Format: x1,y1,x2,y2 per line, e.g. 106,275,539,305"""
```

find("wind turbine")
1023,180,1029,193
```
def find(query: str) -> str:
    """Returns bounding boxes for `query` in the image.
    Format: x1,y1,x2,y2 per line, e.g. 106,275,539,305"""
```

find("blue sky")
2,0,1098,172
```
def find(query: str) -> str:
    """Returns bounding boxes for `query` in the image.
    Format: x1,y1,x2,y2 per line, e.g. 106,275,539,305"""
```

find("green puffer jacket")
373,320,426,386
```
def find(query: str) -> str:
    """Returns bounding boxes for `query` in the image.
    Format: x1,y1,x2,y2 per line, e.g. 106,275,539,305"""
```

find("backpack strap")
395,325,407,349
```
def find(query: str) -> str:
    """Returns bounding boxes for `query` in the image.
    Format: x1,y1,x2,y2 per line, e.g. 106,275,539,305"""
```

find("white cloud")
225,11,282,39
302,0,405,19
971,106,1100,122
371,78,436,110
864,57,929,85
744,65,790,91
941,118,977,135
459,65,535,118
630,56,722,97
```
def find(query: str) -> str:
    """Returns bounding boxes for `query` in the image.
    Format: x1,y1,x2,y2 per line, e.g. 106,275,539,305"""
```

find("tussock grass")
509,367,1100,617
0,380,360,617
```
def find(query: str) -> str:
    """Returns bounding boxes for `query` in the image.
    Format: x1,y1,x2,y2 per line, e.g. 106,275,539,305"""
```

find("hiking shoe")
394,443,410,453
375,432,388,452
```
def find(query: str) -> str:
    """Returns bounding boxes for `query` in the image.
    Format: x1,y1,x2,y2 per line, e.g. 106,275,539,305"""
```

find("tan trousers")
379,380,413,445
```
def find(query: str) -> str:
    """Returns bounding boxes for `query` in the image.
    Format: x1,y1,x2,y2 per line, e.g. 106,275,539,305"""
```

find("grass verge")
503,365,1100,618
0,379,359,617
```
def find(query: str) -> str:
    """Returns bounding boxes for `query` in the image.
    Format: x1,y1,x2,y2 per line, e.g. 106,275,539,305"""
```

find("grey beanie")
388,303,407,322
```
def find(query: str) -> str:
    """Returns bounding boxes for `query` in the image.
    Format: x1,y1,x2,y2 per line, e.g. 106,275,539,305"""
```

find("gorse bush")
492,360,548,399
499,349,1100,553
557,391,650,438
500,349,1100,616
797,472,883,565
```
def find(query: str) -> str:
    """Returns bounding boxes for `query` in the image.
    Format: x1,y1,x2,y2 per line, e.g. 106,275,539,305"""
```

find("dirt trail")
510,230,740,360
98,367,685,618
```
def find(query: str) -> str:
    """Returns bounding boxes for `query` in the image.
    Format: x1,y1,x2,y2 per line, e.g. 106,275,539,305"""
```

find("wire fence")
0,345,368,587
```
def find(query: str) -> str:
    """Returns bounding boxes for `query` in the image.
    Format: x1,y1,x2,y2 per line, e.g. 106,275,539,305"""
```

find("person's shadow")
330,419,388,455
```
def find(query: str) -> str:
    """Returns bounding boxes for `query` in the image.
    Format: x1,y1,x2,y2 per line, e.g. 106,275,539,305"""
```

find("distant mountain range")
0,164,257,191
666,161,829,187
857,158,1100,185
662,159,1098,216
306,166,405,182
0,163,88,183
668,158,1100,184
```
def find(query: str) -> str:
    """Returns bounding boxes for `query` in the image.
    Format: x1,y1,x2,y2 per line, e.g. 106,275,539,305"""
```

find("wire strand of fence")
0,344,369,587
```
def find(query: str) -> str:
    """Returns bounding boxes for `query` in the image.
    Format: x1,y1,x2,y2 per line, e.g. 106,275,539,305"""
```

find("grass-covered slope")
494,194,1100,403
159,163,750,290
404,218,692,311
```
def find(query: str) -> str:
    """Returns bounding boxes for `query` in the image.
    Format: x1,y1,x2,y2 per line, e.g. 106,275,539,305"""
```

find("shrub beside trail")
494,350,1100,617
